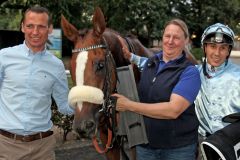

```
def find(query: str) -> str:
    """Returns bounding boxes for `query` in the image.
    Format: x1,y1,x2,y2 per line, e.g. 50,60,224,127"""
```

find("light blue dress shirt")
0,42,74,135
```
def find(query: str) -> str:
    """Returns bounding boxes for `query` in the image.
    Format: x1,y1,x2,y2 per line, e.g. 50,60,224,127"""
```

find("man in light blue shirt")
0,6,74,160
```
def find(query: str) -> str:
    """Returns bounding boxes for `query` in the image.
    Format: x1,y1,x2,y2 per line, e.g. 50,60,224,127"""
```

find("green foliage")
167,0,240,47
51,100,74,141
1,0,240,46
0,4,22,30
191,47,203,61
51,72,74,141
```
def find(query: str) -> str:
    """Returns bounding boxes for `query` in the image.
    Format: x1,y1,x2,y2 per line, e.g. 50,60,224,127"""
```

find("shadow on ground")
54,126,105,160
55,139,105,160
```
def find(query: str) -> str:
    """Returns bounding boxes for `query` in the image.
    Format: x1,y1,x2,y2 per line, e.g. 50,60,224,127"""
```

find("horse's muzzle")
74,119,96,138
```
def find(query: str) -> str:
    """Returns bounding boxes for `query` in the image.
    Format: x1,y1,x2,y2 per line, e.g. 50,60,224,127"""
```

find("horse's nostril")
86,120,95,128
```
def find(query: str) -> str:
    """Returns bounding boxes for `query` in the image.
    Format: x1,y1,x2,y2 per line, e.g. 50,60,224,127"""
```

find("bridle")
72,37,119,154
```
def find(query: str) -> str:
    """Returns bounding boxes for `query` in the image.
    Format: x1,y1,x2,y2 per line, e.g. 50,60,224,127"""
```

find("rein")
125,37,136,53
94,37,118,154
92,96,118,154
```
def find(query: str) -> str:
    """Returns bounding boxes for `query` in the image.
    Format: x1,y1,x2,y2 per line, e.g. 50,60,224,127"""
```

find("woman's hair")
163,18,189,39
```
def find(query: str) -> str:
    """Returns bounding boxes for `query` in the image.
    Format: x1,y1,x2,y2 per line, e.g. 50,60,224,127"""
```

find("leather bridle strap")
92,98,117,154
92,128,113,154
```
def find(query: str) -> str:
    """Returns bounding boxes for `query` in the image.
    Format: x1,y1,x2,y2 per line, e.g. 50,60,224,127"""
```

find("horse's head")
61,7,117,138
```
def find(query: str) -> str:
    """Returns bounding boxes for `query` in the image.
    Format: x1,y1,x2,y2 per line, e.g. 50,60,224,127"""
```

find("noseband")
72,37,118,153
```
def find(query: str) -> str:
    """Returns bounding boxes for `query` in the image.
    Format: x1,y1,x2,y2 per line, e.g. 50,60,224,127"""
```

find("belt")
0,129,53,142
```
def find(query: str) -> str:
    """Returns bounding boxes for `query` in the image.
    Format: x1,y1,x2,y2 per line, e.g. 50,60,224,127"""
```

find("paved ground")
53,127,106,160
55,139,106,160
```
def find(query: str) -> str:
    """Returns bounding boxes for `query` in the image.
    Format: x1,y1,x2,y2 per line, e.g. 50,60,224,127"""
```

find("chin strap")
203,57,212,79
202,45,212,79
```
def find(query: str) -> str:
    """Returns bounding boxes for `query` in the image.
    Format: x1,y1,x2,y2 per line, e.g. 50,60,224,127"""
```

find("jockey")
195,23,240,137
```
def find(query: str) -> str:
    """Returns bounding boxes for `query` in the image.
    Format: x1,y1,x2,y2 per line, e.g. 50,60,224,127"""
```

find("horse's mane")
125,33,138,39
77,27,154,68
106,28,122,36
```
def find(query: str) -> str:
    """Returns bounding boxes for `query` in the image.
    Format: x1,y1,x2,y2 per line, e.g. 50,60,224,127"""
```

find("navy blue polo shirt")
138,51,201,148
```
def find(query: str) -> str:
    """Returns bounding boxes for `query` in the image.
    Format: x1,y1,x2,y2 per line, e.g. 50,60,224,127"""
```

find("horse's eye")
96,62,105,71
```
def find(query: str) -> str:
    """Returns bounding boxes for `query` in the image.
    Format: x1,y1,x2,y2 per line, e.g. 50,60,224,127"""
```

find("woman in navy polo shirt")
114,19,201,160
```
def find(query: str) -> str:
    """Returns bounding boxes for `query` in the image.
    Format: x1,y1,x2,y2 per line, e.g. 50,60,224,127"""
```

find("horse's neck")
102,30,154,67
103,32,130,68
125,36,154,58
136,44,154,58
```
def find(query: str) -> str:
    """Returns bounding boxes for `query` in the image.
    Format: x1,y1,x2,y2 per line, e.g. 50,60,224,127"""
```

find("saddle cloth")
201,121,240,160
116,65,148,148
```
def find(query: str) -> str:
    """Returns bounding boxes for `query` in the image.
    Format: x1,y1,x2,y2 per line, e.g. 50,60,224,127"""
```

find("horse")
61,7,199,160
61,7,154,160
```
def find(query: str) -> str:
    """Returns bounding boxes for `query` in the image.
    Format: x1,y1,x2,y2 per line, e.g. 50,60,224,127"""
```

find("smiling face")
204,43,230,67
162,24,188,62
21,11,53,53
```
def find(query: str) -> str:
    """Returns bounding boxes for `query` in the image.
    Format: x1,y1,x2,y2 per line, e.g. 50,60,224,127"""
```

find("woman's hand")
112,93,131,112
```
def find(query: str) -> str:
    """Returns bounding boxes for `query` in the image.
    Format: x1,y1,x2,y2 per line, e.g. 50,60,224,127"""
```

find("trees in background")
1,0,239,48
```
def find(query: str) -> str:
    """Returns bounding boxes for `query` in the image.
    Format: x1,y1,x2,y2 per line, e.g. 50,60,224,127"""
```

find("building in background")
0,29,62,59
47,29,62,58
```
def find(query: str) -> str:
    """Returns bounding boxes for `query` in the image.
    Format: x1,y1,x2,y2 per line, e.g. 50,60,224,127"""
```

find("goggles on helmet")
201,23,235,46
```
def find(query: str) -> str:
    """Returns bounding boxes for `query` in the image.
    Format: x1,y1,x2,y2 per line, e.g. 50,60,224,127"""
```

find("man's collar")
23,41,47,56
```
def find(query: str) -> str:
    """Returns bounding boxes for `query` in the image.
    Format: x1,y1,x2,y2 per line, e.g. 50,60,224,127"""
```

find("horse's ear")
92,7,106,37
61,14,79,43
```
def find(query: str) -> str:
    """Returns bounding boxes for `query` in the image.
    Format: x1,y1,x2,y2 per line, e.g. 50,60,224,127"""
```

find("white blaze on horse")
61,7,151,160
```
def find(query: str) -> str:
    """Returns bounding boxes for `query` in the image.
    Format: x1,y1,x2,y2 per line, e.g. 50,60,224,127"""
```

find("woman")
114,19,201,160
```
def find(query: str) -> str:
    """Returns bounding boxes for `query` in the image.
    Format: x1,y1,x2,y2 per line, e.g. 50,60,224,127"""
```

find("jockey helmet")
201,23,235,47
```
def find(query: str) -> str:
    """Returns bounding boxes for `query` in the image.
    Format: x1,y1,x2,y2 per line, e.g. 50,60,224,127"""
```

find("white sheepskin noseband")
68,85,104,108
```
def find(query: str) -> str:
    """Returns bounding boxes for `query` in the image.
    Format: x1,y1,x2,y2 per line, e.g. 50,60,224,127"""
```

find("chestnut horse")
61,7,198,160
61,7,154,160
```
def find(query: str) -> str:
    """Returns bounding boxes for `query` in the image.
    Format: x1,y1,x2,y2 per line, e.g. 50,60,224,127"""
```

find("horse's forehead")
75,30,102,49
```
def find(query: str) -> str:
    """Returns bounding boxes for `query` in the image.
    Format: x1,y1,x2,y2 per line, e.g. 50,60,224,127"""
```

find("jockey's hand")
111,93,130,112
117,36,132,61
